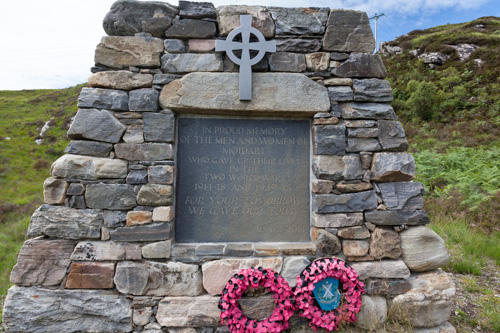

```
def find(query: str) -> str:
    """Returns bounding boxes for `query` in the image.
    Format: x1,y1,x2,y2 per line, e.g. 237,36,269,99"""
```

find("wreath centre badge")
312,277,341,311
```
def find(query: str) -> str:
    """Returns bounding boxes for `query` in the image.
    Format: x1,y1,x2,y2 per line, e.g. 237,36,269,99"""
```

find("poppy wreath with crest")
218,267,294,333
293,258,365,331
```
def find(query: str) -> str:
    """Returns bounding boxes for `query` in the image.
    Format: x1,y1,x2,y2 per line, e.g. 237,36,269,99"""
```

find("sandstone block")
351,259,410,280
71,241,141,261
371,152,415,182
311,212,363,228
355,295,387,330
152,206,174,222
313,191,378,213
85,184,136,210
129,88,159,111
365,209,430,226
114,143,173,161
165,19,216,39
95,36,164,69
335,181,373,193
333,53,387,79
77,87,128,110
65,262,115,289
281,257,311,288
389,270,455,328
43,177,68,205
217,5,275,38
342,240,369,256
338,226,370,239
103,0,177,38
64,140,113,157
189,39,216,52
311,179,334,194
400,226,449,272
161,53,223,73
10,239,74,286
179,1,216,18
160,73,330,114
137,184,173,206
276,38,322,52
28,205,102,240
269,7,329,35
142,240,172,259
313,228,342,255
378,120,409,151
378,182,425,210
305,52,331,71
269,52,306,72
88,71,153,90
115,261,203,296
68,108,127,143
324,78,353,86
328,86,354,102
201,258,282,295
323,10,375,52
156,295,220,327
340,103,397,120
126,210,153,226
143,112,175,142
110,223,171,242
313,123,346,155
2,286,132,333
370,227,401,259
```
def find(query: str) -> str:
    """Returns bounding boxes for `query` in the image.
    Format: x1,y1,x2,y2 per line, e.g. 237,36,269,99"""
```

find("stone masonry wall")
2,1,455,332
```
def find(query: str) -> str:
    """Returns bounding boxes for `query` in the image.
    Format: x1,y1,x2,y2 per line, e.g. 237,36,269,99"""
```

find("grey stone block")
68,109,126,143
269,52,306,72
153,73,179,85
353,79,393,102
64,140,113,157
103,210,127,228
269,7,329,35
66,183,85,196
364,210,430,226
371,152,415,182
313,190,378,213
314,229,341,255
114,143,173,161
348,127,379,138
216,5,275,38
129,88,159,111
68,196,86,209
378,120,409,151
85,184,137,210
148,165,174,184
275,38,322,52
110,223,171,242
328,86,354,102
323,10,375,53
313,124,346,155
95,36,164,69
165,19,216,39
161,53,223,73
127,169,148,184
347,138,382,152
333,53,387,79
143,112,175,142
378,182,425,210
179,1,216,18
340,103,397,120
137,184,173,206
77,87,128,110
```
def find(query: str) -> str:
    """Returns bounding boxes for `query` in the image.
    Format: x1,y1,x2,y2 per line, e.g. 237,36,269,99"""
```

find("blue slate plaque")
312,278,341,311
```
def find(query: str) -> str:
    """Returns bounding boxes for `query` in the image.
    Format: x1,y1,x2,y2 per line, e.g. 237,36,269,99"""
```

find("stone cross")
216,15,276,100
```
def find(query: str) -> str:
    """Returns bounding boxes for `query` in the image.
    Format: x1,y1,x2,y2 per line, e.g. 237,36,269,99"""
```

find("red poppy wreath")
219,267,294,333
293,258,365,331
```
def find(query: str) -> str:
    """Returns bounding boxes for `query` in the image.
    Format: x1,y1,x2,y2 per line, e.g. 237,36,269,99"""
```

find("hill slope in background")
0,17,499,332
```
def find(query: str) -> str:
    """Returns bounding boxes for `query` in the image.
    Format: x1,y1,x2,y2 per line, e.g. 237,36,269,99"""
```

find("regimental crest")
312,277,341,311
216,15,276,101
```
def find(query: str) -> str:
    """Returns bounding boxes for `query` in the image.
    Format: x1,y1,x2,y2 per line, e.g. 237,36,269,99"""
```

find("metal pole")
370,13,385,52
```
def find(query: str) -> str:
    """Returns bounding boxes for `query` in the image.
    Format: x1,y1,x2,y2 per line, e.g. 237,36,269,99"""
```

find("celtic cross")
216,15,276,100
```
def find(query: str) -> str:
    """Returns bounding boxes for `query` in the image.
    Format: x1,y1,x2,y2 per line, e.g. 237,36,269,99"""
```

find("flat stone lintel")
159,73,330,116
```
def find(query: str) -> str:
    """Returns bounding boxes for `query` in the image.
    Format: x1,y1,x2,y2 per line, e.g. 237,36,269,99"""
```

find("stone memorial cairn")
2,1,455,332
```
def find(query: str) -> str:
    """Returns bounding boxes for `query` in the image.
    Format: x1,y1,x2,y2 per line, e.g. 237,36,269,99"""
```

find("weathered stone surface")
160,73,330,114
378,120,409,151
10,239,74,286
378,182,425,210
85,184,136,210
43,177,67,205
313,123,346,155
330,52,350,61
66,183,85,196
281,257,311,288
179,1,216,18
103,210,127,228
313,228,342,255
343,240,369,256
312,155,363,181
114,143,173,161
2,286,132,332
126,210,153,226
143,112,175,142
165,19,216,39
275,38,322,52
336,181,373,193
189,39,216,52
129,88,159,111
355,295,387,330
365,210,429,226
142,240,172,259
156,295,220,327
110,223,171,242
269,7,329,35
64,140,113,157
161,53,223,73
324,78,353,86
123,124,144,143
115,261,203,296
152,206,174,222
66,262,115,289
328,86,354,102
351,259,410,280
370,227,401,259
137,184,173,206
311,212,363,228
347,127,379,138
201,258,282,295
371,152,415,182
68,108,127,143
323,10,375,53
269,52,306,72
217,6,275,38
28,205,102,240
345,119,377,128
352,79,393,102
311,179,334,194
314,191,378,213
71,241,141,261
127,169,148,184
400,226,449,272
133,307,154,326
77,87,128,110
164,39,187,53
347,138,381,152
148,165,174,184
340,103,397,120
333,53,387,79
389,270,455,328
103,0,177,38
95,36,164,69
88,71,153,90
305,52,330,71
364,278,412,296
338,226,370,239
313,117,339,125
414,322,456,333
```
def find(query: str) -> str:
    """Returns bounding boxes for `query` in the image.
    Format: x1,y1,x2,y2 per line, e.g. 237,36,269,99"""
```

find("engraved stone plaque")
176,117,310,242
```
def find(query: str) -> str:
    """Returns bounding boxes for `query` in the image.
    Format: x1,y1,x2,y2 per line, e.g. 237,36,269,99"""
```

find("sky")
0,0,498,90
